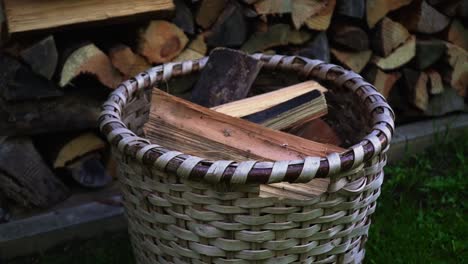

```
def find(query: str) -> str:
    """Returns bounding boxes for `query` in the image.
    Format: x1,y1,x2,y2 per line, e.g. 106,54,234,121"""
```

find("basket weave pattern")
99,54,395,263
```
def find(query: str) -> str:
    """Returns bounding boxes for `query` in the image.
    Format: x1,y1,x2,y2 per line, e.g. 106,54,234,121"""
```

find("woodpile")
0,0,466,213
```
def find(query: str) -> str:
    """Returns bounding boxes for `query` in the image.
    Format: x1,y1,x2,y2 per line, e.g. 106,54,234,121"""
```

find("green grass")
11,132,468,264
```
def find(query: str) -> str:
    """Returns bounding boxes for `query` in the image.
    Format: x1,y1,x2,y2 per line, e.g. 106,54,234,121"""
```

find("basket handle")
99,54,395,184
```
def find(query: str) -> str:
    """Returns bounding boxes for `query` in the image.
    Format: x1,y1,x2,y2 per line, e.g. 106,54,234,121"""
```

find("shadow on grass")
10,132,468,264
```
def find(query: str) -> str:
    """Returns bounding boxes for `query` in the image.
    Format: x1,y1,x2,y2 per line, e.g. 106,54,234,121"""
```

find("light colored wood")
137,20,189,64
212,81,327,118
375,35,416,70
3,0,174,34
173,35,207,62
414,71,429,111
448,20,468,51
366,0,412,28
373,17,410,57
59,43,123,89
53,133,106,168
145,89,343,161
373,68,401,98
305,0,336,31
109,44,151,78
331,48,372,73
445,43,468,97
426,69,444,95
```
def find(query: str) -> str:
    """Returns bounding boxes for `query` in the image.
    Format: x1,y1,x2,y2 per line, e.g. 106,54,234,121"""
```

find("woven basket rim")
99,54,395,185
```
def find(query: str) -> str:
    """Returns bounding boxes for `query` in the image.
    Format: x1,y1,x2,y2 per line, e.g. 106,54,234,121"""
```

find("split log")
109,44,151,78
0,53,62,101
212,80,327,118
289,119,342,146
241,24,311,53
425,86,467,116
0,76,107,136
172,0,195,35
0,137,69,208
137,20,189,64
335,0,365,19
3,0,175,34
145,89,343,161
427,0,462,16
297,32,330,62
364,66,402,98
53,132,106,169
375,35,416,70
191,48,263,107
366,0,413,28
331,48,372,73
395,0,450,33
402,68,429,111
447,20,468,51
372,17,410,57
206,2,248,47
413,39,446,70
67,153,111,188
253,0,327,29
330,24,369,51
213,81,328,131
443,43,468,97
173,35,207,62
243,90,327,131
195,0,228,29
426,69,444,95
305,0,337,31
59,43,123,89
20,35,58,80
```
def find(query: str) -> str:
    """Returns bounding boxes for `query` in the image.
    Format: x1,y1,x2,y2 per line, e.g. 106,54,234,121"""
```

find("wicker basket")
99,54,395,264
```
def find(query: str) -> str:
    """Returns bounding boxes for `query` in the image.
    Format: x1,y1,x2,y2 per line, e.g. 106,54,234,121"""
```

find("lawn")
11,132,468,264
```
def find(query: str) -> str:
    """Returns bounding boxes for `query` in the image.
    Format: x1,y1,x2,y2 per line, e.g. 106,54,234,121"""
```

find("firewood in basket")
331,48,372,73
20,35,58,80
366,0,413,28
371,17,410,57
145,89,343,161
374,35,416,71
212,81,328,131
394,0,450,34
191,48,263,107
330,23,369,51
109,44,151,79
289,118,343,146
335,0,365,19
59,43,123,89
0,53,63,101
0,137,70,208
145,90,343,198
137,20,189,64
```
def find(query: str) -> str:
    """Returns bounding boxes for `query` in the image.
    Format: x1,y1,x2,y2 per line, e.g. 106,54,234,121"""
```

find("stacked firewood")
0,0,466,212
